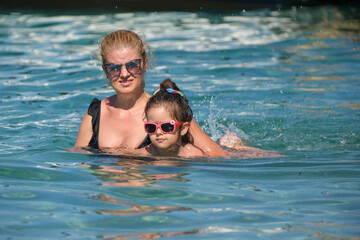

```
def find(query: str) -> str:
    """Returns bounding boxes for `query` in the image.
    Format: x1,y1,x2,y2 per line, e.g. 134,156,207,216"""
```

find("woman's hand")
219,130,246,150
219,130,281,159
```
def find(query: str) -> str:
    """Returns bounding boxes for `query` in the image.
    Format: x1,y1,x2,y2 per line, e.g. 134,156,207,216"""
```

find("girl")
141,79,204,157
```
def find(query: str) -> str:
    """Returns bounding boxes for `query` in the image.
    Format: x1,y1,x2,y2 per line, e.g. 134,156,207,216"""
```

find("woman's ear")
180,122,190,136
102,66,109,79
143,58,148,73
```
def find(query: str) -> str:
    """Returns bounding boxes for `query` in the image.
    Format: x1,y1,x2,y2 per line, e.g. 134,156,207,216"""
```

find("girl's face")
103,47,146,95
146,106,188,153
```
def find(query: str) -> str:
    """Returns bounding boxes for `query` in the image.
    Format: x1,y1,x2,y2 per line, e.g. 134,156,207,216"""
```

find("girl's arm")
75,112,93,147
190,120,226,157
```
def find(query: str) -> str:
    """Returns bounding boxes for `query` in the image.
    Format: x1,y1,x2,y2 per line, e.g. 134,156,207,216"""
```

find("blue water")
1,5,360,239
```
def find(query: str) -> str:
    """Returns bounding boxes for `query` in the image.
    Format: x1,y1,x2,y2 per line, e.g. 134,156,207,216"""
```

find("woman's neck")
113,89,149,110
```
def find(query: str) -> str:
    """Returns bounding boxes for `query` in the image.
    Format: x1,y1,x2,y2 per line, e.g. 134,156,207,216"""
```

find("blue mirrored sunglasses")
102,59,142,78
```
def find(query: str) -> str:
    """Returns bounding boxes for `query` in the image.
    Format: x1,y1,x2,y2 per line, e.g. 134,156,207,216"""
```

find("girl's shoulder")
143,144,157,155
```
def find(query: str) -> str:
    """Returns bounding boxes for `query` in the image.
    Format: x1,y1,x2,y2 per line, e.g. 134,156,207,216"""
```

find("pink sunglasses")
144,120,184,134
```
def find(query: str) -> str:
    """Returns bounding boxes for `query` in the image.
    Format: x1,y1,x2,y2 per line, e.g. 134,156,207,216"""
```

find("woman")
75,30,226,157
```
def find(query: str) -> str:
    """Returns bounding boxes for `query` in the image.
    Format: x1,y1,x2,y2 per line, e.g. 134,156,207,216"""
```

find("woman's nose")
119,65,130,78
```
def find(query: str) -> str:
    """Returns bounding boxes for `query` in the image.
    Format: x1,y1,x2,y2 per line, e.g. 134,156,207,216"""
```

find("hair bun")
160,78,180,91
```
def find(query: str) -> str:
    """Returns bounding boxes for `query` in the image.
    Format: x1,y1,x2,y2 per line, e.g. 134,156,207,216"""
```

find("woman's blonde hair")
99,30,150,67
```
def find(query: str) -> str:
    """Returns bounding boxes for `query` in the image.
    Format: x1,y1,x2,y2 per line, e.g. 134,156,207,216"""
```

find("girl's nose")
155,127,162,135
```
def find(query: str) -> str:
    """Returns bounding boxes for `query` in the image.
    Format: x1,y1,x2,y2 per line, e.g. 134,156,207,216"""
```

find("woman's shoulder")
87,98,101,116
182,143,205,157
99,95,117,111
88,97,102,106
102,95,115,104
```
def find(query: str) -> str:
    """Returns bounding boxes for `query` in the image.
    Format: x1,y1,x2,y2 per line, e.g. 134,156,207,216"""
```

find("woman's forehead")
106,47,141,62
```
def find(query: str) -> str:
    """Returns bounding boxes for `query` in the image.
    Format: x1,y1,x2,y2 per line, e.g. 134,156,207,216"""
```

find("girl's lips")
156,138,166,143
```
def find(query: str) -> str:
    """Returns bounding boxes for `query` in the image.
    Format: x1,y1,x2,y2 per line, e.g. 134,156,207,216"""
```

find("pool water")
1,5,360,239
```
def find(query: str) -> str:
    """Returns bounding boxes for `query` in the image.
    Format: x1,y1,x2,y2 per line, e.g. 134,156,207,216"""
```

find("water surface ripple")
0,5,359,240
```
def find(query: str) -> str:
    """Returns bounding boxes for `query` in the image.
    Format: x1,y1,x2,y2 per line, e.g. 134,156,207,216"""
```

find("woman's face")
103,47,146,95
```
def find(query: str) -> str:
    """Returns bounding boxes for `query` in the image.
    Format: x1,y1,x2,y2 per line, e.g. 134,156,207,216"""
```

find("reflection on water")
340,102,360,110
102,228,200,240
92,193,191,216
81,157,189,187
81,157,192,222
308,12,360,42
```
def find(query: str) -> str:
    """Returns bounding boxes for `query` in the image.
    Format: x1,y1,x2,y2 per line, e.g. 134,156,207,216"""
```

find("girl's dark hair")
145,78,194,144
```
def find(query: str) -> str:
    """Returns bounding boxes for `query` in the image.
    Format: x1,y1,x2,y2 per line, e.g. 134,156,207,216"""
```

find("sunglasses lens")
126,60,141,74
161,123,175,133
145,123,157,134
105,64,121,78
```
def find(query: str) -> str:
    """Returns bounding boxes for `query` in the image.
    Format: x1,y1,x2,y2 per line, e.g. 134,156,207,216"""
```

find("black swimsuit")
87,98,151,149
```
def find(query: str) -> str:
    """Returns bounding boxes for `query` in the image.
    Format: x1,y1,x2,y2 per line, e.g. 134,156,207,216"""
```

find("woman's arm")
190,120,226,157
75,112,93,147
181,143,205,158
219,130,281,158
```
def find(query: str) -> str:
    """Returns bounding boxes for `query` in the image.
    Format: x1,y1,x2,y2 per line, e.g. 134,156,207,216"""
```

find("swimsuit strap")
87,98,101,149
137,134,151,149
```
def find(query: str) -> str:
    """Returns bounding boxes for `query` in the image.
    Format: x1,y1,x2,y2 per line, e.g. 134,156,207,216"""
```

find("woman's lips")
119,79,133,87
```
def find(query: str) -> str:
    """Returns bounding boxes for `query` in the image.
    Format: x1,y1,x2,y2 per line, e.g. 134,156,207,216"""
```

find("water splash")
207,96,223,141
205,96,249,142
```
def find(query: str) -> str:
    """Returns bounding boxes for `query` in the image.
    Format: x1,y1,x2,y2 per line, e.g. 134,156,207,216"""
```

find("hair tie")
166,88,184,97
153,88,160,96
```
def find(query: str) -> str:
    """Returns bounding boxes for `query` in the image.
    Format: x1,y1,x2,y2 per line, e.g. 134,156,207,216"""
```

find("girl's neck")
153,144,180,157
156,147,179,157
